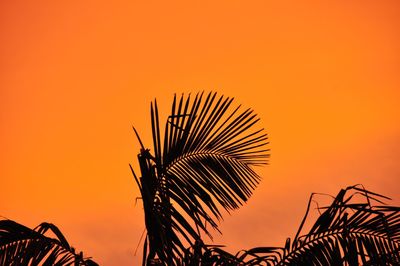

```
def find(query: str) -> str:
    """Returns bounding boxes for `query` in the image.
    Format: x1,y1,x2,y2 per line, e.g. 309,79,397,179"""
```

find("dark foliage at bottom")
0,219,98,266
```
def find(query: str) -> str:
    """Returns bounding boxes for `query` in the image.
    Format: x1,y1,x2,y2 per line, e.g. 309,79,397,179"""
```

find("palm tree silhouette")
130,92,269,265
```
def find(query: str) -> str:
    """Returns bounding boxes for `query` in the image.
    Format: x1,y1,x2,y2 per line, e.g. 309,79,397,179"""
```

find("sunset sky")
1,1,399,265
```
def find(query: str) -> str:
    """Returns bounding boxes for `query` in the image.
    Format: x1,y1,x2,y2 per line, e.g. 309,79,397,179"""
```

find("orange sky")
1,1,399,265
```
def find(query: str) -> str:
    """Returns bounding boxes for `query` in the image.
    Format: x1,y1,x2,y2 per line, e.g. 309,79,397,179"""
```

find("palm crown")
131,92,269,264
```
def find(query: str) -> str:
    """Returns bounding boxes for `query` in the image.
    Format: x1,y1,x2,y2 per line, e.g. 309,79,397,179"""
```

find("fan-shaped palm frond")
131,92,269,265
233,185,400,265
0,219,98,266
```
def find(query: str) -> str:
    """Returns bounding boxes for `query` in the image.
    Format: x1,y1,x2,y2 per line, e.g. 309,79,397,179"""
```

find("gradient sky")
1,1,399,265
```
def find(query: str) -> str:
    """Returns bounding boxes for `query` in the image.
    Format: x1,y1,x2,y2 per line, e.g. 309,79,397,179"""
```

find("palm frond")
134,92,269,264
233,185,400,265
155,91,269,223
0,219,98,266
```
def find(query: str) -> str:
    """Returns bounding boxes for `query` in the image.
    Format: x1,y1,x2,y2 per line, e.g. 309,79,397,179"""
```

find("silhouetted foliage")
0,219,98,266
271,185,400,265
3,92,398,266
131,92,269,264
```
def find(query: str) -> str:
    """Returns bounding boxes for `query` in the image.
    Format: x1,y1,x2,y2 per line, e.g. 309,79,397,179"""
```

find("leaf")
0,219,97,266
233,186,400,265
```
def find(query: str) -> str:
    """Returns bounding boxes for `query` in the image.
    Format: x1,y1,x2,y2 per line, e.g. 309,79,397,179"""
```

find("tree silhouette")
131,92,269,264
0,219,98,265
266,185,400,265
